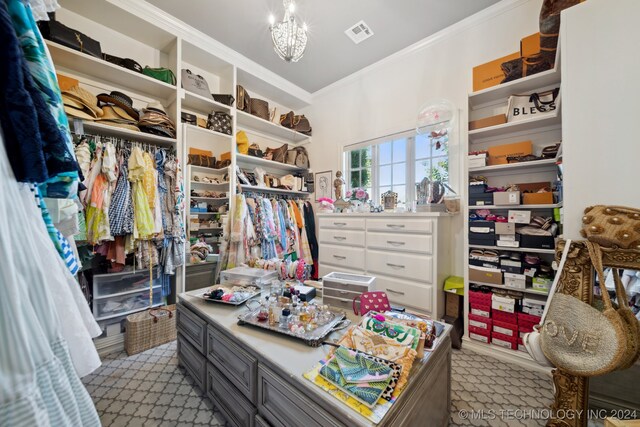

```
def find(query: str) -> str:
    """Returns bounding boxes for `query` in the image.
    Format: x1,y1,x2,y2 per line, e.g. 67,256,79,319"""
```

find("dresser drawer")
366,217,433,234
319,244,365,270
318,265,365,280
207,363,256,427
366,249,432,283
366,231,433,254
319,229,365,247
318,216,364,230
177,333,206,391
323,287,361,301
324,295,357,313
207,326,257,403
374,274,433,314
258,365,341,427
177,303,207,353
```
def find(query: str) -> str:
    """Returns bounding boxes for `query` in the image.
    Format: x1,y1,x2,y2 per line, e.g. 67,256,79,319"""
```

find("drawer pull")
386,263,405,269
333,236,347,241
333,222,347,226
386,224,405,229
387,240,405,246
333,255,346,260
386,288,405,295
338,290,349,295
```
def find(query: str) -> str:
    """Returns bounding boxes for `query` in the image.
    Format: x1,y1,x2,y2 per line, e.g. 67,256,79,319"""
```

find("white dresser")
317,212,452,319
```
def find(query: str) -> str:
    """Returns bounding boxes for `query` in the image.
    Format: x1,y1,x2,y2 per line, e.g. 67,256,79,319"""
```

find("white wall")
562,0,640,239
304,0,543,275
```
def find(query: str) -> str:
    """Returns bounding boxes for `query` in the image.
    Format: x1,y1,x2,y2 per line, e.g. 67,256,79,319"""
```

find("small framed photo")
315,170,332,201
381,190,398,211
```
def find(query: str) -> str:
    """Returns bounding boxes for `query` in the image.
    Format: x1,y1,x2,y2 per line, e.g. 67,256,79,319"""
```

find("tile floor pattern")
84,341,555,427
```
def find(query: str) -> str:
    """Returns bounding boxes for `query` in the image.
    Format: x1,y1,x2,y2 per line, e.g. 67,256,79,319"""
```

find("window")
343,131,448,207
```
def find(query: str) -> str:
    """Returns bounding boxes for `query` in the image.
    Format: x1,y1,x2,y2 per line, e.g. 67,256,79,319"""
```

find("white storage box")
492,294,516,313
468,153,487,169
322,272,375,292
504,273,530,290
219,267,278,287
522,297,545,316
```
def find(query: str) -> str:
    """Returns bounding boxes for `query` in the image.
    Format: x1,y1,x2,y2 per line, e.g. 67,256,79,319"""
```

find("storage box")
445,292,463,318
493,319,518,337
469,289,493,306
470,304,491,318
517,312,542,330
494,191,521,206
294,284,316,302
469,220,495,232
472,51,520,92
488,141,532,166
532,277,552,292
492,331,518,350
520,234,555,250
469,313,492,330
517,181,554,205
492,294,517,313
469,259,500,269
518,338,527,352
220,267,278,287
495,222,516,235
322,272,376,292
469,231,495,242
500,262,523,275
469,325,491,344
469,266,502,285
469,193,494,206
519,326,533,339
468,155,487,169
496,240,520,248
189,147,214,156
522,297,545,317
469,114,507,131
220,151,231,161
504,273,531,290
521,32,541,57
468,184,488,194
508,210,532,224
493,308,518,324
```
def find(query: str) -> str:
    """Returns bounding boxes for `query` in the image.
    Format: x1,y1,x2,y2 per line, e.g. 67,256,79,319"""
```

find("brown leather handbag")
188,154,216,168
236,85,251,113
264,144,288,163
539,0,585,63
293,115,312,135
280,111,294,128
250,98,269,120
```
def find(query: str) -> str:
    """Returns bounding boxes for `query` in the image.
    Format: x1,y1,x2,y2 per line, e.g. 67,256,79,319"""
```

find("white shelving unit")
239,185,311,197
77,121,176,146
463,56,563,368
181,89,233,115
236,111,311,145
236,153,306,172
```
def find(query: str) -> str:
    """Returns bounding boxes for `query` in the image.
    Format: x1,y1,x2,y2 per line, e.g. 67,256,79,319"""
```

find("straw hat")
97,91,139,121
62,85,103,117
100,121,141,132
98,105,137,123
145,101,166,115
63,104,96,121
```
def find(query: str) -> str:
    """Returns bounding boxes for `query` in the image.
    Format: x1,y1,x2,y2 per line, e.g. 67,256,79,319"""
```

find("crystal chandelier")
269,0,308,63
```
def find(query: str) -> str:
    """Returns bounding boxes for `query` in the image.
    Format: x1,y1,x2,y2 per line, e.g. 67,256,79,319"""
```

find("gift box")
520,234,555,250
472,52,520,92
494,191,521,206
469,193,494,206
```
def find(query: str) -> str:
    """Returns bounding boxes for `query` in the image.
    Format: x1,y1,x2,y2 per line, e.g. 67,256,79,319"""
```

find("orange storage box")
487,141,532,166
472,52,520,92
469,114,507,131
518,181,554,205
521,32,541,57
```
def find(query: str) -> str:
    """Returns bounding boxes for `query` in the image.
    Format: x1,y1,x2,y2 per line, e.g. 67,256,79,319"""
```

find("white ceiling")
148,0,500,93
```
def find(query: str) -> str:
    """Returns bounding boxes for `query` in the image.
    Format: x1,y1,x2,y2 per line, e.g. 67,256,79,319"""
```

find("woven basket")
125,305,177,356
250,98,269,120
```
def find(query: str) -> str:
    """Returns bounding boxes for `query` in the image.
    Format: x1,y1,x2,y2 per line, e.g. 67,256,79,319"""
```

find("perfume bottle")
268,299,278,326
279,308,291,329
257,298,269,322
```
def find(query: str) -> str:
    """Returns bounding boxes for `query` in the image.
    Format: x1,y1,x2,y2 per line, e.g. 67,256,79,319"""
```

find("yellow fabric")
132,182,155,240
142,151,156,208
290,200,303,228
128,147,146,181
236,131,249,154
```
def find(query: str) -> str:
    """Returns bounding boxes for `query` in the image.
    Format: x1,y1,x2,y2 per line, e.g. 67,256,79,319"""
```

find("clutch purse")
38,14,102,58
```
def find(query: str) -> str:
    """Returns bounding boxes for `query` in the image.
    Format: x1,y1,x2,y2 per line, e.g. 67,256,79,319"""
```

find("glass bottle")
279,308,291,329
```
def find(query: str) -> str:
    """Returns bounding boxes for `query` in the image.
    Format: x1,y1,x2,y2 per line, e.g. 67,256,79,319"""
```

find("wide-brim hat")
97,91,139,121
64,104,97,121
100,121,141,132
140,124,175,139
62,85,103,118
145,101,166,115
98,105,137,123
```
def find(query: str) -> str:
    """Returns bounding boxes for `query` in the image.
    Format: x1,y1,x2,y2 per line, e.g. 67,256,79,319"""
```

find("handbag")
250,98,269,120
38,14,102,59
181,69,211,98
285,147,310,169
248,143,263,158
143,67,176,85
188,154,216,168
542,143,560,158
293,115,312,135
280,111,294,128
540,0,585,63
264,144,288,163
212,94,235,106
538,240,630,376
236,85,251,113
125,305,176,356
181,112,197,126
353,291,391,316
207,112,232,135
102,53,143,73
506,88,559,122
236,131,249,155
501,53,554,84
580,205,640,249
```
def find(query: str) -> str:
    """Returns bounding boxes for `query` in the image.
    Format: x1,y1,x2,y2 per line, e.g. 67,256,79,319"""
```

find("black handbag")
211,94,235,106
181,112,197,126
38,13,102,59
207,112,232,135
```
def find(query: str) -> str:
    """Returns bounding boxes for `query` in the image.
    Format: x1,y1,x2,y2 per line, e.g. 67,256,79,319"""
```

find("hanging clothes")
303,201,319,278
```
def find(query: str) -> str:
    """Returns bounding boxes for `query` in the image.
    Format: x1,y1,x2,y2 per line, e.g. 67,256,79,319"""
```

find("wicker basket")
124,305,177,356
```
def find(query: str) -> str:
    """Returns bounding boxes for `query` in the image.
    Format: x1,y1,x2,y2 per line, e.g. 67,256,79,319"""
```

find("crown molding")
311,0,532,99
108,0,313,105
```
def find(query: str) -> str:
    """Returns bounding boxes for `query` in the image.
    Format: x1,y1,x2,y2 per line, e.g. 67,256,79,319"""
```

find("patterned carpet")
83,341,555,427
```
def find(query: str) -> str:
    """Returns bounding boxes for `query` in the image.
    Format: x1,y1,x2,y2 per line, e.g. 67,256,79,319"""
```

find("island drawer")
177,333,206,391
177,303,207,353
207,326,257,403
258,365,341,427
207,363,256,427
318,216,365,230
366,217,433,234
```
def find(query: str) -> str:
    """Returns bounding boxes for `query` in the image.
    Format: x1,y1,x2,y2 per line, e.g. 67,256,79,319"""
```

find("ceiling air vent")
345,20,374,44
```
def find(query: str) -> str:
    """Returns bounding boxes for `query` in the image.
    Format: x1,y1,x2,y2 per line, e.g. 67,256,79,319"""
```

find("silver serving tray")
193,286,260,306
237,303,350,347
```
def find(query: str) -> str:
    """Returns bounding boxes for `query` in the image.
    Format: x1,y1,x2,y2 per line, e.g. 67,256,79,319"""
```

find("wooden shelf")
236,153,306,172
75,121,176,146
236,110,311,145
469,244,555,254
469,158,558,174
469,203,562,210
469,110,561,143
239,185,311,196
47,41,176,100
181,89,233,115
184,124,232,140
468,280,550,296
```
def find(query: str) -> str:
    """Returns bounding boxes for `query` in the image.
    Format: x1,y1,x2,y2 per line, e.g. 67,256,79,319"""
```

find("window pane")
361,168,371,188
350,150,360,169
415,134,430,159
431,156,449,183
379,142,392,165
361,148,371,168
392,163,406,185
415,159,431,183
393,139,407,162
379,165,391,186
350,170,360,188
393,185,406,203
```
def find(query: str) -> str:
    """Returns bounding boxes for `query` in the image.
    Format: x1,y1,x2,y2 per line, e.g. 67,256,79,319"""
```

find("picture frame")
315,170,332,201
381,190,398,211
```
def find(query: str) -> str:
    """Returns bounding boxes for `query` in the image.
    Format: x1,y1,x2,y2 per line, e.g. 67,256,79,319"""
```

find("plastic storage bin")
219,267,278,287
95,286,163,321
